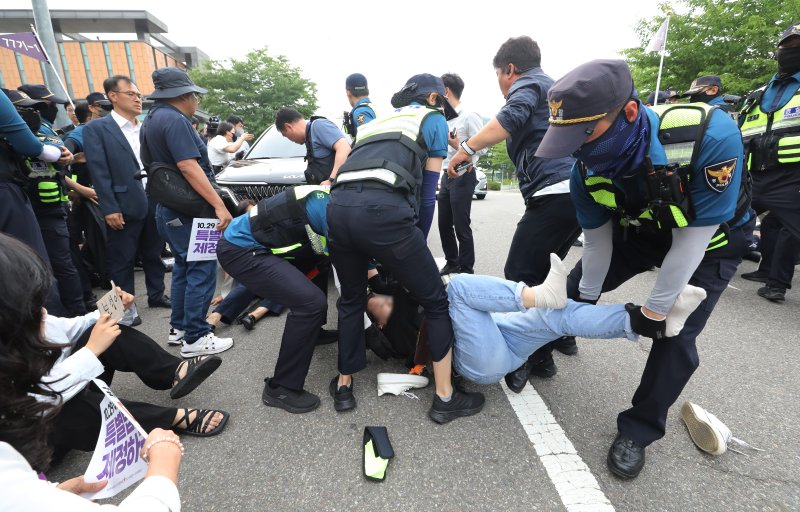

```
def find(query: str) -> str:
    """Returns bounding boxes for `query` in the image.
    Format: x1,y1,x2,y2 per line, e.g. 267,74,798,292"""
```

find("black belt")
338,181,395,191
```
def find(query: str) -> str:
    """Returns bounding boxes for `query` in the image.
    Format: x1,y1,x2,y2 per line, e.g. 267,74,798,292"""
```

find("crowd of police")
1,21,799,507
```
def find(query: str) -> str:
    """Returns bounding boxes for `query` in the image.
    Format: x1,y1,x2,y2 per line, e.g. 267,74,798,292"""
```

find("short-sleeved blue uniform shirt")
571,106,744,230
141,103,213,178
352,98,375,127
224,191,330,250
308,118,345,160
408,102,448,159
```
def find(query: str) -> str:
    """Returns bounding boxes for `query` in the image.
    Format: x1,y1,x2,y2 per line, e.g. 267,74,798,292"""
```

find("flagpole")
652,15,670,107
29,23,73,108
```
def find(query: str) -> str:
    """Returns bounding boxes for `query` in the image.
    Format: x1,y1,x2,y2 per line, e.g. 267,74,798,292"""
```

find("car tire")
474,194,486,200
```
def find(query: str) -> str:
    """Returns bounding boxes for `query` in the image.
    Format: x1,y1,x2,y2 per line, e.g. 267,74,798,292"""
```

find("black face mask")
17,107,42,133
776,46,800,78
38,102,59,124
690,92,720,104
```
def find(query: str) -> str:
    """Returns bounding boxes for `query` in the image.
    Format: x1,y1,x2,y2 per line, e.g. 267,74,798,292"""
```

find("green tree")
622,0,798,99
478,140,516,182
189,48,318,136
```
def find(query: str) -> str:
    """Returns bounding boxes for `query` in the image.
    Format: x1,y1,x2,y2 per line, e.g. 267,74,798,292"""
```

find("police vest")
582,104,749,251
740,83,800,172
333,104,437,199
304,117,336,184
26,130,69,207
248,185,328,260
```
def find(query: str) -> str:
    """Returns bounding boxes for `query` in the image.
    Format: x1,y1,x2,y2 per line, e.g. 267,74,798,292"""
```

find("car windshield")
246,125,307,159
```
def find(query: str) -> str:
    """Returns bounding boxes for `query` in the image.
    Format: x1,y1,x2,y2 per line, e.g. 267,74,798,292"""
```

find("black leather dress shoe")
553,336,578,356
148,295,172,308
439,262,461,276
240,314,256,331
742,250,761,263
607,433,645,479
504,363,530,393
741,270,769,283
757,285,786,302
529,356,558,379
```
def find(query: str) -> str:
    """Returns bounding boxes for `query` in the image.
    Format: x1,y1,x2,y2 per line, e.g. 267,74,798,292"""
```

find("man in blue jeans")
141,67,234,357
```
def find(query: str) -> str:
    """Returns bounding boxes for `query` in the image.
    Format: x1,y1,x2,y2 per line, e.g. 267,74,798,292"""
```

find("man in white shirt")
84,75,170,325
207,121,253,173
438,73,486,275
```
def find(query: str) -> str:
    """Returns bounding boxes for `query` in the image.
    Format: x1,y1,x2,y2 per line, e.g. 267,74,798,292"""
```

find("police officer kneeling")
327,74,484,423
216,185,333,413
536,60,753,479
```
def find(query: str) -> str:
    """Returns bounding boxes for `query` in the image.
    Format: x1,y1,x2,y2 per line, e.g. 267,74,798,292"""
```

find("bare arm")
328,138,352,180
447,117,510,175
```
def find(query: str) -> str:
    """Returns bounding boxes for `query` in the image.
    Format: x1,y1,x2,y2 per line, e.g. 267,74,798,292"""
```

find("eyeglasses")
193,93,202,103
113,90,143,100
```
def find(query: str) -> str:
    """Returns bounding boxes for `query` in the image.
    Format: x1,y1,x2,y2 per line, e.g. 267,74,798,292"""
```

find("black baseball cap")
149,67,207,99
778,22,800,46
17,83,69,104
86,91,112,107
399,73,446,97
346,73,368,94
681,75,722,97
536,59,634,159
3,88,47,107
645,90,678,105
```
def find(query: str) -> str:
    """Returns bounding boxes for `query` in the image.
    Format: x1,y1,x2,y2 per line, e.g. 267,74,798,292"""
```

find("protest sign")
82,380,148,500
95,280,124,322
187,218,221,262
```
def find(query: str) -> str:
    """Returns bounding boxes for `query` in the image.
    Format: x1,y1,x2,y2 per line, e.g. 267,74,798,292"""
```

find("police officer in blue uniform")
16,85,87,316
343,73,376,139
327,74,484,423
0,88,72,316
536,60,753,479
739,23,800,302
681,75,734,113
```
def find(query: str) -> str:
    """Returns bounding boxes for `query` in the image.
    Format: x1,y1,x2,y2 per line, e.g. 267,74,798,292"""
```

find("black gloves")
625,303,666,340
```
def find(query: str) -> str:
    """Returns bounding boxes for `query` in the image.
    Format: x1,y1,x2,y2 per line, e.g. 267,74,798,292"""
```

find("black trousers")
757,213,800,289
37,205,86,317
214,281,284,324
0,182,66,316
107,200,166,301
67,201,95,303
51,325,181,460
566,218,753,446
328,185,453,375
437,171,477,272
216,238,328,391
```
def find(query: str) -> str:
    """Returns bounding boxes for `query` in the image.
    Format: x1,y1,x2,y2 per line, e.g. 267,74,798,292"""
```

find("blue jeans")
155,205,216,343
447,274,636,384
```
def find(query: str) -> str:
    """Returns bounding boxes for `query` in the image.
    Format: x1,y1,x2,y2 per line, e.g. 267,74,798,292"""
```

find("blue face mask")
574,102,650,179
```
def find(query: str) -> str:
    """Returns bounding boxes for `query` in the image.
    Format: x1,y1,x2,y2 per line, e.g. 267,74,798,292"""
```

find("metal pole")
30,0,71,127
653,16,670,107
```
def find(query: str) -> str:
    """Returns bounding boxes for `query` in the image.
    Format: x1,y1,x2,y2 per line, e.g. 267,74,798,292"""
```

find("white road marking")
727,284,741,291
502,381,615,511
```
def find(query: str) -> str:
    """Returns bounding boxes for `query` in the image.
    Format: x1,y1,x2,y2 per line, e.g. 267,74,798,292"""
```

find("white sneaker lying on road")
168,328,185,346
681,401,764,455
181,332,233,358
377,373,429,398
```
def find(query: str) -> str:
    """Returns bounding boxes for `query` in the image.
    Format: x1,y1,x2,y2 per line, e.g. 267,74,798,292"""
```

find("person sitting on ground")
0,233,184,511
206,281,284,332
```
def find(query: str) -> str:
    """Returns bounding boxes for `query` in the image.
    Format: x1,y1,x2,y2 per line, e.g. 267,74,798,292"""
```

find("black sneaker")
262,378,320,414
316,328,338,346
757,285,786,302
329,375,356,412
428,388,485,424
529,356,558,378
552,336,578,356
741,270,769,283
439,262,461,276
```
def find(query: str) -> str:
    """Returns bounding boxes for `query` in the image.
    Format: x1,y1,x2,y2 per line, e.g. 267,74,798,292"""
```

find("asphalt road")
50,190,800,511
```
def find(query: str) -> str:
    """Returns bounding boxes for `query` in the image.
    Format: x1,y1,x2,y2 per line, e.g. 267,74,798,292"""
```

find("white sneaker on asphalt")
681,401,764,455
180,332,233,358
377,373,429,398
168,328,185,346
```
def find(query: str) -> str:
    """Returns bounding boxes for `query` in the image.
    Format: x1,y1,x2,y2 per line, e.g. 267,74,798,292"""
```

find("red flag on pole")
0,32,49,62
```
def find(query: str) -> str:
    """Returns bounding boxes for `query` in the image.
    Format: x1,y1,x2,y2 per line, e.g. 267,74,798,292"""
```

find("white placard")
95,281,124,322
187,218,221,262
82,380,148,500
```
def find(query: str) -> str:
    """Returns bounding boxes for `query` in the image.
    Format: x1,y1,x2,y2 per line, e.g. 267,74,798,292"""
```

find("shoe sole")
606,452,642,479
554,346,578,356
168,339,183,346
262,394,321,414
428,402,485,424
333,396,356,412
680,402,725,455
180,342,234,358
170,356,222,400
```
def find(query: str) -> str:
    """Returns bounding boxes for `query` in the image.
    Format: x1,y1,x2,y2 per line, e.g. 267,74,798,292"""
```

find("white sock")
533,254,568,309
665,285,707,337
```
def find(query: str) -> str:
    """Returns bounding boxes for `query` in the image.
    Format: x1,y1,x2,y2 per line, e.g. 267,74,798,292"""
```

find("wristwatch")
460,139,476,156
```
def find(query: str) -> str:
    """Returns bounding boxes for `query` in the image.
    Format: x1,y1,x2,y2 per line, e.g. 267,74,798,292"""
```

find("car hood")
216,158,307,184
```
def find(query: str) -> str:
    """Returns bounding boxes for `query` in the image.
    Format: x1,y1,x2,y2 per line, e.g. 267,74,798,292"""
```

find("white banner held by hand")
187,218,221,262
82,380,148,500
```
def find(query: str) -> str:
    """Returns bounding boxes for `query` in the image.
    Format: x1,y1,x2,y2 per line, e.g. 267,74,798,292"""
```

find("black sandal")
170,356,222,399
172,408,230,437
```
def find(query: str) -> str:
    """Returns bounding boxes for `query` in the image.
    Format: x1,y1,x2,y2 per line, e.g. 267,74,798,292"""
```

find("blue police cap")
17,83,68,104
400,73,446,97
3,88,47,107
346,73,368,94
779,22,800,46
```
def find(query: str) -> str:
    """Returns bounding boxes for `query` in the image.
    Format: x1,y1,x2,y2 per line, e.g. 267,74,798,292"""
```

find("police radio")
343,111,356,138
